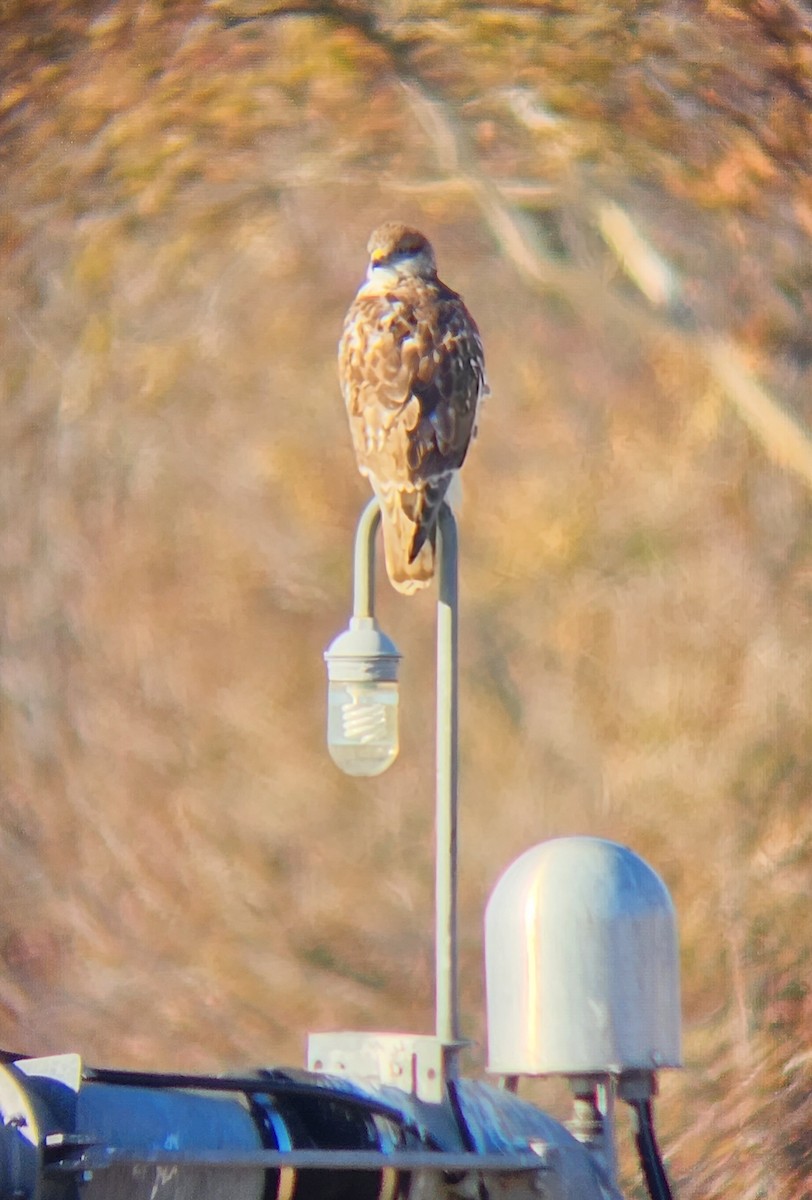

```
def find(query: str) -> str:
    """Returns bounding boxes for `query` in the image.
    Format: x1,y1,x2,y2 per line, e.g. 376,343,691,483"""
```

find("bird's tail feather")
375,476,452,596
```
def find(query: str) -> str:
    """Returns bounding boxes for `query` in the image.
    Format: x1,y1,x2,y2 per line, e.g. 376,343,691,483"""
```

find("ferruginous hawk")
338,222,486,595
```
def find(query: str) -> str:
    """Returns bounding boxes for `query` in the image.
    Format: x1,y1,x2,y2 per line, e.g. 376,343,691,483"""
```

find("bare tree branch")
596,200,812,487
211,0,812,490
404,56,812,491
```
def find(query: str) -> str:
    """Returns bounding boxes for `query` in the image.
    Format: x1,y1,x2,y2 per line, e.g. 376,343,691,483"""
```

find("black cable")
0,1048,31,1063
445,1080,477,1154
82,1065,412,1127
80,1063,442,1149
629,1098,674,1200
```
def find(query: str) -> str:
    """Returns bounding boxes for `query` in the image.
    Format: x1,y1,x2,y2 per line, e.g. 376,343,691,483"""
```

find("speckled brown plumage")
338,222,487,594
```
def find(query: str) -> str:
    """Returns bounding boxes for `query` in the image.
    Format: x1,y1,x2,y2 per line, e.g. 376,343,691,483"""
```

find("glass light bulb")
327,680,399,776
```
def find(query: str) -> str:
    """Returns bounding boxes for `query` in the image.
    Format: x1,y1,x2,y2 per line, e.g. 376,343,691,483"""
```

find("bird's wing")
338,281,485,489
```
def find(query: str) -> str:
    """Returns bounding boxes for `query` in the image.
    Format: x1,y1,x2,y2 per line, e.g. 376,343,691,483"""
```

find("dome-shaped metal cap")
485,837,682,1077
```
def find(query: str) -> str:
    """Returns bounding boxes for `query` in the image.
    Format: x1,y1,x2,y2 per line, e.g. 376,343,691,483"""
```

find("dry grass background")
3,2,812,1195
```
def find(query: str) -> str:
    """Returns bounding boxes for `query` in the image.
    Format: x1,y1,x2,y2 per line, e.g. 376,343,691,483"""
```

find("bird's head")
366,222,437,282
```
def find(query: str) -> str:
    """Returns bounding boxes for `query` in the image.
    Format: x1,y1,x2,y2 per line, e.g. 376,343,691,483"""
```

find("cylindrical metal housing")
78,1084,266,1200
2,1058,410,1200
485,837,681,1077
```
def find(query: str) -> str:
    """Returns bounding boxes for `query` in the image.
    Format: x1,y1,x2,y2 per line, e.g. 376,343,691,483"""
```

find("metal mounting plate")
307,1033,447,1103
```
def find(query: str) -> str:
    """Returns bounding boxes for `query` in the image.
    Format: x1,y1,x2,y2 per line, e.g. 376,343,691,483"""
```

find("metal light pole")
434,504,461,1068
325,498,462,1076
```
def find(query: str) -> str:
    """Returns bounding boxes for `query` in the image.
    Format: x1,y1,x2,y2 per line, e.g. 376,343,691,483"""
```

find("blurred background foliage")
3,1,812,1195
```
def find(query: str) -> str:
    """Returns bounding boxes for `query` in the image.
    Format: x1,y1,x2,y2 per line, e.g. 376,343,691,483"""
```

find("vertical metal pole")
435,504,460,1071
349,497,462,1069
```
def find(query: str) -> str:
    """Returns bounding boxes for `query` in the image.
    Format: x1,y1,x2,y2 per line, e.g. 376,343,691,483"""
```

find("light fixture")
324,615,401,777
324,496,463,1067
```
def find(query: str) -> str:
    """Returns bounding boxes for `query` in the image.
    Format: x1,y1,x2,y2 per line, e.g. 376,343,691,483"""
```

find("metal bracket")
307,1033,449,1104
